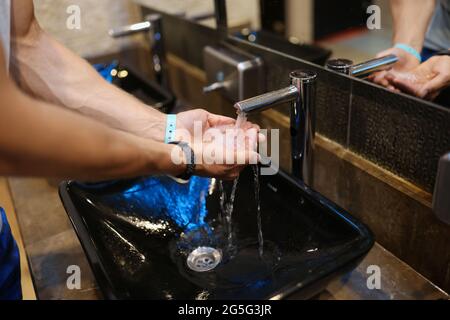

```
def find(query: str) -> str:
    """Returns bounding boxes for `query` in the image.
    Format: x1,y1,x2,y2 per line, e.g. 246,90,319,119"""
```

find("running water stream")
219,111,264,259
253,165,264,257
219,178,239,256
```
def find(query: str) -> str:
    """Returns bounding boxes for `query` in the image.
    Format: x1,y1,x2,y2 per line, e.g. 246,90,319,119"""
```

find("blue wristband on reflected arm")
394,43,422,63
164,114,177,144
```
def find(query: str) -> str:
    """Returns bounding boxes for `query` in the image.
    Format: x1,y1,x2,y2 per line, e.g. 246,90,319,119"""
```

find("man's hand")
169,109,264,180
384,56,450,100
132,108,261,145
369,47,421,90
175,108,264,143
196,129,260,180
171,125,260,180
176,109,259,134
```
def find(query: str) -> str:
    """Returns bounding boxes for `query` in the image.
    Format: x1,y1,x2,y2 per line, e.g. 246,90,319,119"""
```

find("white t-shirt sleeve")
0,0,11,72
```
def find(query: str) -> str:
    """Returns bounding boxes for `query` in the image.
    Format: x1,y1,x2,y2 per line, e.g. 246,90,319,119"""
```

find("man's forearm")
0,81,183,181
390,0,436,51
11,19,167,142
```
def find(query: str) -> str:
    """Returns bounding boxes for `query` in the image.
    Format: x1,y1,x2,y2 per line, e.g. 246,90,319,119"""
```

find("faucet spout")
234,85,299,114
326,55,399,78
351,54,398,78
234,70,317,186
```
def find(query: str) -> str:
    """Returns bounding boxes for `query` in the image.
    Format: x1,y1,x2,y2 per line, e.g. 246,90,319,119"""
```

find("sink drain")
187,247,222,272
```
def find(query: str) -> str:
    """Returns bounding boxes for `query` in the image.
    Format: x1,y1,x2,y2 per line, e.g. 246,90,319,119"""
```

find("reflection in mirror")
226,0,389,64
224,0,450,107
135,0,217,28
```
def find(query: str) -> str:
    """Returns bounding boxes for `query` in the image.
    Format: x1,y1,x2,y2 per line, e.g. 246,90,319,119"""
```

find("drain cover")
187,247,222,272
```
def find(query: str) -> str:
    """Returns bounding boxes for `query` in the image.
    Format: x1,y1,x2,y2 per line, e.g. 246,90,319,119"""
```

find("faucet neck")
234,70,317,186
290,70,317,185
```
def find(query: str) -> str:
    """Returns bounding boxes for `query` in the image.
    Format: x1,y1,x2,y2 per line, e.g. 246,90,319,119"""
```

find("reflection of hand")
385,56,450,100
369,47,421,90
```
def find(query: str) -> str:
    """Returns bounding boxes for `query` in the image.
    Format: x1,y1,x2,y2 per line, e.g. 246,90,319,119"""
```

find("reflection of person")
385,55,450,100
0,1,259,299
370,0,450,100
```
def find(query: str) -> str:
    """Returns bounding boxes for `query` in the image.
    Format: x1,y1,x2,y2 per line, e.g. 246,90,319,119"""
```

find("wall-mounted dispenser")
203,43,265,102
433,152,450,225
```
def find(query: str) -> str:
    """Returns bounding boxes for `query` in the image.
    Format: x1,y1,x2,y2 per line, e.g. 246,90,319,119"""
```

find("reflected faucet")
234,70,317,186
326,54,399,78
109,14,169,90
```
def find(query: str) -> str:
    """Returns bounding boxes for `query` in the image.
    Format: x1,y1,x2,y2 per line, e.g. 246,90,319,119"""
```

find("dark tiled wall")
142,8,450,192
349,82,450,191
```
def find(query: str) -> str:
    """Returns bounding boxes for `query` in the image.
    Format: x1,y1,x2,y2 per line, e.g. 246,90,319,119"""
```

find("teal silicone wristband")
164,114,177,144
394,43,422,62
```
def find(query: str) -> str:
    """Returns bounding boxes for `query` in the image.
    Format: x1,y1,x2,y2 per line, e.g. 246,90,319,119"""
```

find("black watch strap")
436,49,450,57
169,141,196,180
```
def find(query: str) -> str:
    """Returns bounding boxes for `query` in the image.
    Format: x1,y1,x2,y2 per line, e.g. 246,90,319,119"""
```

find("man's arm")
3,0,258,181
390,0,436,52
10,0,167,142
0,46,185,180
10,1,263,147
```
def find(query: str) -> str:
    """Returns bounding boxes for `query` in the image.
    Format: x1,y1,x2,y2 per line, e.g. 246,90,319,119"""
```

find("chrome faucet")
234,70,317,185
326,54,399,78
109,14,169,89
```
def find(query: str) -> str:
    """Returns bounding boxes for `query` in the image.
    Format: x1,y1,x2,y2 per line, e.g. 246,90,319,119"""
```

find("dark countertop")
9,177,449,300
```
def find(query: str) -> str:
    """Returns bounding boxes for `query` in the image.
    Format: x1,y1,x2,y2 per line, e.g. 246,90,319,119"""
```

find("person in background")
0,1,260,299
370,0,450,100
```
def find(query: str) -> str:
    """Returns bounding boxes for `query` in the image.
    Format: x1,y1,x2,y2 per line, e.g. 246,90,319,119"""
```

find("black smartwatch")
169,141,196,180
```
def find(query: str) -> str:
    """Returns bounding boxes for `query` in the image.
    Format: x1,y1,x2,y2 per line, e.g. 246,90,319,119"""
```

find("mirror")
135,0,218,28
222,0,450,108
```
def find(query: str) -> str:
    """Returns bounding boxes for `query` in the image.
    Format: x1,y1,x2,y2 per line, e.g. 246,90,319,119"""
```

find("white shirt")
425,0,450,51
0,0,11,72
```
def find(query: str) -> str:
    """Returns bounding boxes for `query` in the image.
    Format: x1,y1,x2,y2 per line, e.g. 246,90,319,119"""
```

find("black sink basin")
59,166,373,300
